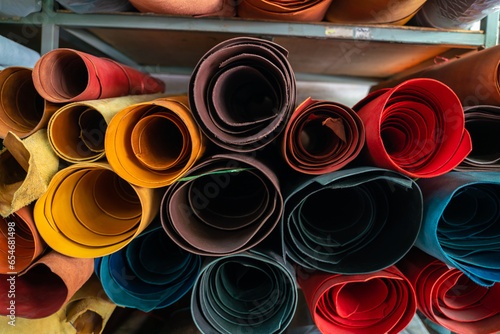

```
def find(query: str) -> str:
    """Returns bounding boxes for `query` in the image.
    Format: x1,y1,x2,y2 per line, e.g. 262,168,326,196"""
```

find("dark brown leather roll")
189,37,296,152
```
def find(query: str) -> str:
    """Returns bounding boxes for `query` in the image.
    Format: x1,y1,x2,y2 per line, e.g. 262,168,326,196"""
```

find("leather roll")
48,94,162,164
191,251,297,334
0,130,59,217
95,225,202,312
456,105,500,171
0,205,46,274
129,0,236,16
297,265,416,334
282,167,422,274
415,0,500,29
417,171,500,286
105,95,205,188
398,249,500,334
0,67,60,139
161,153,282,256
325,0,426,25
189,37,296,152
33,162,160,258
372,45,500,107
32,48,165,103
282,97,365,174
237,0,333,22
0,275,115,334
0,251,93,319
353,79,472,179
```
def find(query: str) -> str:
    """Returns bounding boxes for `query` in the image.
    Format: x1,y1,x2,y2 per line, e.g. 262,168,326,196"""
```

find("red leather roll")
238,0,333,22
398,249,500,334
353,78,472,178
32,48,165,103
282,97,365,174
297,266,416,334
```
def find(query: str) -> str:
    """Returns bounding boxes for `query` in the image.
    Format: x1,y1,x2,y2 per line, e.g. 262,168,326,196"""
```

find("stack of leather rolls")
3,36,500,334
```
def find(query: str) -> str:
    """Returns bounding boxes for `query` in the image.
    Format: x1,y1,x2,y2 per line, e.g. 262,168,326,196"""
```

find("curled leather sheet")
0,251,93,319
191,251,297,334
33,162,160,258
297,265,417,334
0,130,59,217
161,153,283,256
325,0,426,25
456,105,500,171
372,45,500,107
354,79,472,179
189,37,296,152
282,167,422,274
398,249,500,334
237,0,333,22
0,205,46,274
417,172,500,287
0,67,60,139
0,35,40,69
95,225,201,312
32,48,165,103
415,0,500,29
282,97,365,175
48,94,163,164
105,95,205,188
129,0,236,16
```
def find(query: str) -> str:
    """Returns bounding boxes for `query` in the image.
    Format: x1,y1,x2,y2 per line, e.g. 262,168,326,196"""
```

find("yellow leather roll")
105,96,206,188
325,0,427,25
0,67,61,139
33,162,160,258
48,94,163,163
0,130,59,217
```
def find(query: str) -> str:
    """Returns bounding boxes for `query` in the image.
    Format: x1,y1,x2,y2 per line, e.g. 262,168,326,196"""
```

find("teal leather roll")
282,167,422,274
95,224,201,312
191,250,297,334
417,172,500,286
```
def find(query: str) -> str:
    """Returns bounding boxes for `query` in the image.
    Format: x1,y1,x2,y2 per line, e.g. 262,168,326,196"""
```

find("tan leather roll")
238,0,333,22
129,0,236,16
105,95,206,188
0,67,60,139
0,130,59,217
33,162,160,258
48,94,162,163
326,0,427,25
372,45,500,107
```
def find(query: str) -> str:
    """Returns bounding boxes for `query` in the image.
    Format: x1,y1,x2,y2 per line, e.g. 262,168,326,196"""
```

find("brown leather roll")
189,37,296,152
160,153,282,256
237,0,333,22
0,67,60,139
325,0,427,25
372,45,500,107
129,0,236,16
32,48,165,103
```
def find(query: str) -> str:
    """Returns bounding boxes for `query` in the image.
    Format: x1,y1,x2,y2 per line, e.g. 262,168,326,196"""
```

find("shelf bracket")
481,11,499,48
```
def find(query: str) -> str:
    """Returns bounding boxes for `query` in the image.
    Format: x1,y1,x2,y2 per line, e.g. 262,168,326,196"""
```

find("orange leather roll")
0,251,93,319
129,0,236,16
325,0,427,25
0,67,61,139
48,94,162,164
105,95,205,188
282,97,365,174
0,205,46,274
33,162,160,258
0,130,59,217
372,45,500,107
32,48,165,103
237,0,333,22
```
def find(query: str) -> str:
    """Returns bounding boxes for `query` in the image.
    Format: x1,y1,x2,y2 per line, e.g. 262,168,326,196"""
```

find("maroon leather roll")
189,37,296,152
160,153,282,256
282,97,365,174
32,48,165,103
